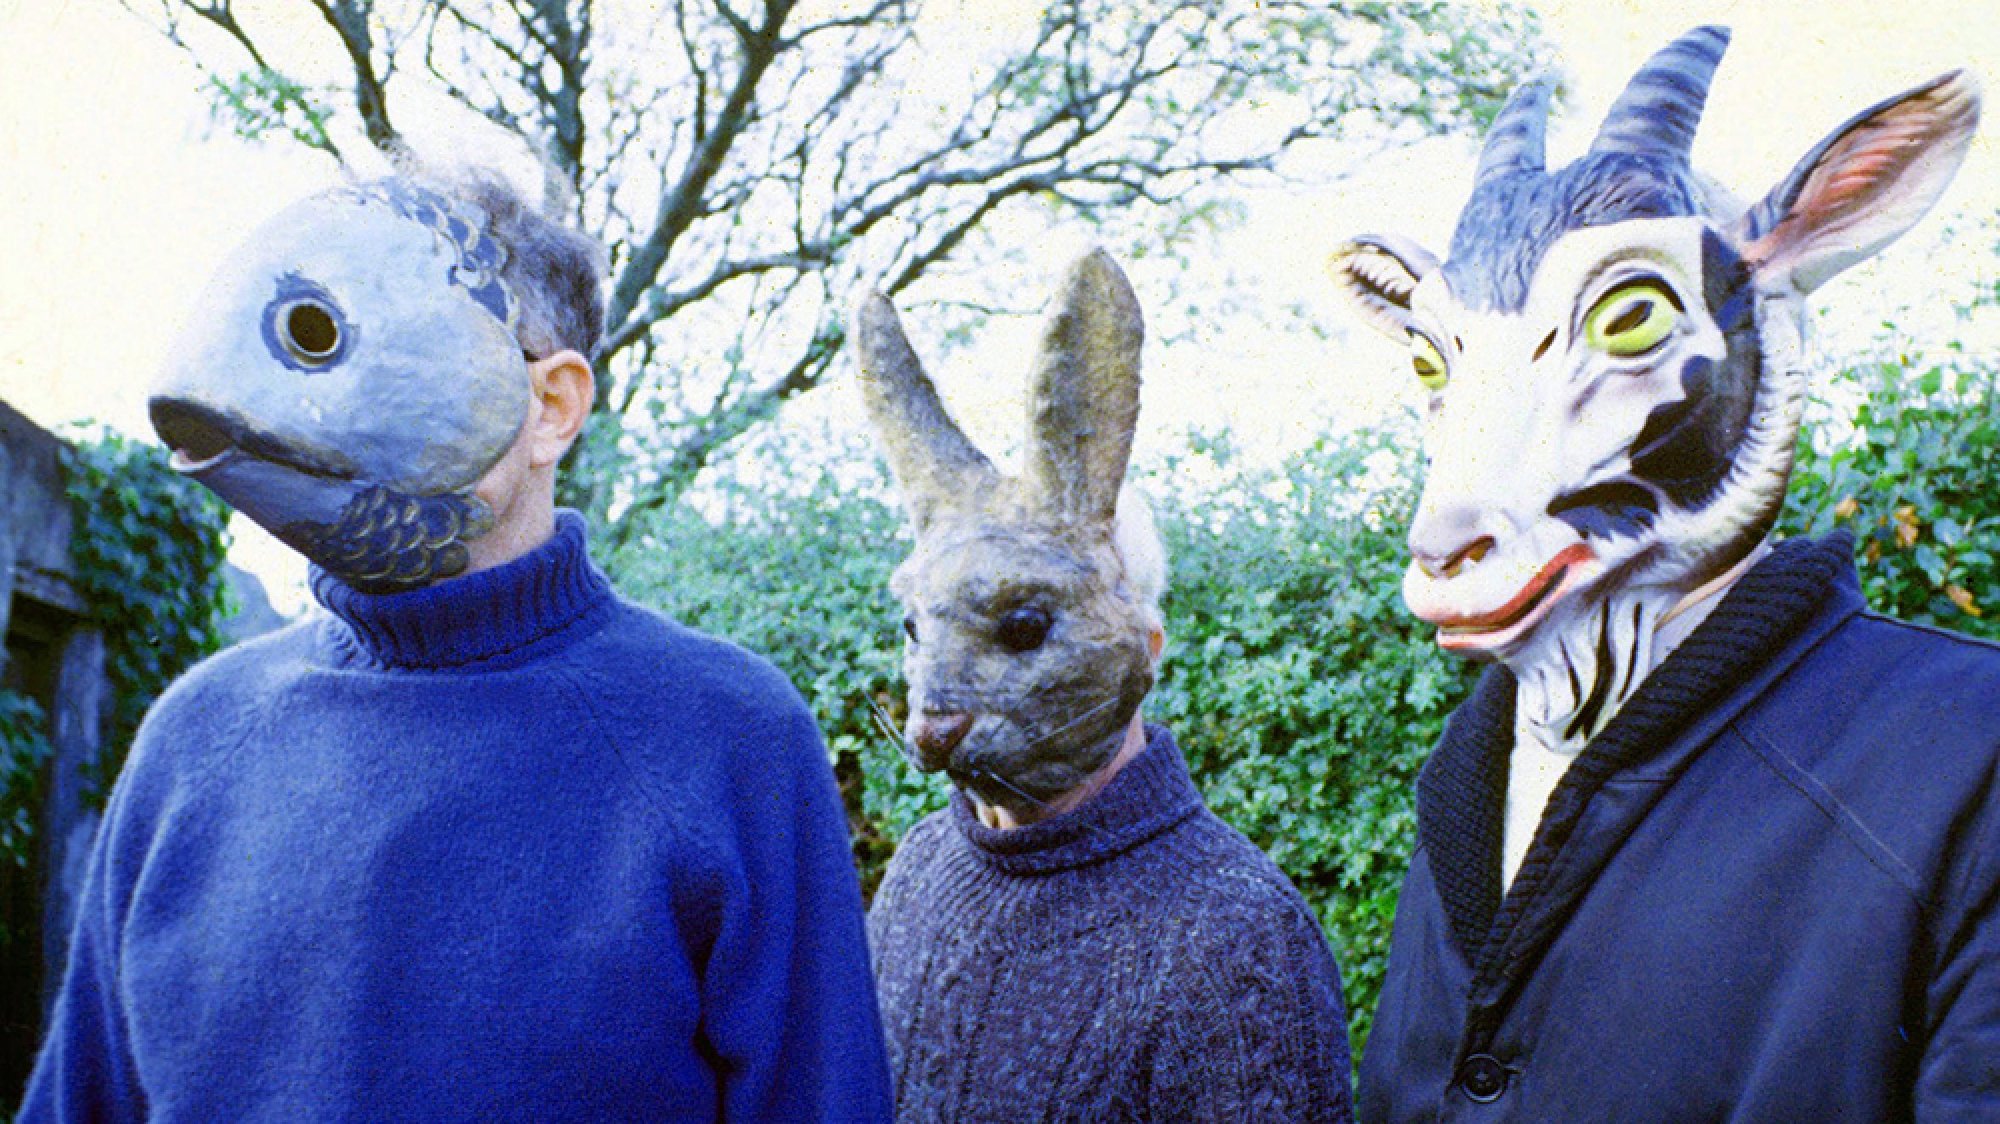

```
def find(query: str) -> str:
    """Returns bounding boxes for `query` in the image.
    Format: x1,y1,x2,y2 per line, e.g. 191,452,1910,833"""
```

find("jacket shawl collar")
1415,533,1863,1040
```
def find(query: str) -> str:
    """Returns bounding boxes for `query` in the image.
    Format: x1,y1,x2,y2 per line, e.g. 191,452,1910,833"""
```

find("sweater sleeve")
18,757,150,1122
1144,889,1355,1123
1915,758,2000,1121
698,700,893,1124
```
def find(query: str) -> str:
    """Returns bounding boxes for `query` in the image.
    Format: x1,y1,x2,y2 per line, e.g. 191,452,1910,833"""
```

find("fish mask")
149,178,530,593
1330,28,1980,750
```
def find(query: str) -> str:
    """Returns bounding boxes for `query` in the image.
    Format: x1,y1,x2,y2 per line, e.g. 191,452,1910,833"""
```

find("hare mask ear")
1328,234,1440,339
853,291,998,531
1734,70,1981,295
1023,249,1144,524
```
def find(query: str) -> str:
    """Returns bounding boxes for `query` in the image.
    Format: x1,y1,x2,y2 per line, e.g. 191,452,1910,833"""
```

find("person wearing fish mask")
22,172,892,1122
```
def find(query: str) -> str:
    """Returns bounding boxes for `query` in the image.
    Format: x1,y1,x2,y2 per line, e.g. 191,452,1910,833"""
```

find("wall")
0,399,104,1096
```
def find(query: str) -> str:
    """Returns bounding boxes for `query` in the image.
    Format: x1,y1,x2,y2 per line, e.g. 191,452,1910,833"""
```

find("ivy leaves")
0,692,51,874
60,430,233,799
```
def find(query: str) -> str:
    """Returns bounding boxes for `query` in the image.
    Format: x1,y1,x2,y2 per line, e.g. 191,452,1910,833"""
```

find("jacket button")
1457,1054,1509,1103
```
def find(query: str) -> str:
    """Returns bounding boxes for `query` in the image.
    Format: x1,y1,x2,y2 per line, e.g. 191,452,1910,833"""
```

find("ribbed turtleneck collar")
311,510,615,671
949,723,1206,876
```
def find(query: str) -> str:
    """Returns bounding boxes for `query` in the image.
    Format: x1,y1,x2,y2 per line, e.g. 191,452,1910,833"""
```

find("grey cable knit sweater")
868,724,1354,1123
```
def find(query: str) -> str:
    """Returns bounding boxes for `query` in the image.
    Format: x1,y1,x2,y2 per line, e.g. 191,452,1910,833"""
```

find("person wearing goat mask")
856,251,1354,1122
1328,27,1998,1122
23,171,892,1122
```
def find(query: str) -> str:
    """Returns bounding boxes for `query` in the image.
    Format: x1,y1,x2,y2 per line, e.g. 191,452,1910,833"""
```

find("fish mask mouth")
149,393,498,594
150,397,355,481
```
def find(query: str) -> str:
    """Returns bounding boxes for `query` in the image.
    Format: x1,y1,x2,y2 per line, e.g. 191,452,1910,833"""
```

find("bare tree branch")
141,0,1548,526
308,0,398,152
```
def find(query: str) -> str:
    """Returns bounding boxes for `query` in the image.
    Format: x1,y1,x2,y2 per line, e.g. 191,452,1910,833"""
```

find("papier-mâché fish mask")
149,179,530,593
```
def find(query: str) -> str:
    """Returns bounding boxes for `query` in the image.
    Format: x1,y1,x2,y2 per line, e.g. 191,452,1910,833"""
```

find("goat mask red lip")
1433,542,1597,636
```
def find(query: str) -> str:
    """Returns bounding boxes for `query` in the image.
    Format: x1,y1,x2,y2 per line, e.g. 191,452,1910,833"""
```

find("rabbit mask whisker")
969,767,1054,813
867,697,916,757
1014,694,1122,759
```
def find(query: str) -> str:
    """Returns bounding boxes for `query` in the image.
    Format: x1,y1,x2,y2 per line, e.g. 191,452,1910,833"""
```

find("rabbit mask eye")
996,607,1053,653
903,614,920,645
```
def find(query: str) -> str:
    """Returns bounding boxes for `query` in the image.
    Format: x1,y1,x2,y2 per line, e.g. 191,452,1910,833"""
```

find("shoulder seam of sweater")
152,664,297,806
103,663,296,951
551,665,699,848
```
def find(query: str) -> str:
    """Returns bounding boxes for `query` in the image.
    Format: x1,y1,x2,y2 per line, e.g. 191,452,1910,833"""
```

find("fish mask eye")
1410,332,1449,390
261,278,354,372
282,300,342,363
1584,281,1680,357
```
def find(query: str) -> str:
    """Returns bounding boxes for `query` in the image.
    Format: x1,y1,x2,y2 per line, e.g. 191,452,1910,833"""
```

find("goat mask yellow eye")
1585,282,1680,357
1410,333,1449,390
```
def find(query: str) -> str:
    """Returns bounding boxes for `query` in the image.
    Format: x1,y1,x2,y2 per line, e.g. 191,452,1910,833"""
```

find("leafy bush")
1782,350,2000,640
0,692,51,876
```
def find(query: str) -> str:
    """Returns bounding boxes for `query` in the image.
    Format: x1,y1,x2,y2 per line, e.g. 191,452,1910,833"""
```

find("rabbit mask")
855,250,1156,816
149,178,529,593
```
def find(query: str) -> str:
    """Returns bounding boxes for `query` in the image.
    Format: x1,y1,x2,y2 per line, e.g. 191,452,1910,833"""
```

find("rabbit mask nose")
911,712,975,771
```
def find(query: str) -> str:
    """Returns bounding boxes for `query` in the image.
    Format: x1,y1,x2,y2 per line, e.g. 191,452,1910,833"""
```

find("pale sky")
3,0,1996,615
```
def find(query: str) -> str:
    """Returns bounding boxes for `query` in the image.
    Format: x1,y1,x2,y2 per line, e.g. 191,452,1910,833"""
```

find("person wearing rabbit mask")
855,250,1354,1122
23,170,892,1122
1326,28,2000,1122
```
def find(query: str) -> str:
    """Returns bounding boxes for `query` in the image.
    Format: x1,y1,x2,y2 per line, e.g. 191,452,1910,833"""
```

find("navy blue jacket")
1360,535,2000,1122
22,514,893,1122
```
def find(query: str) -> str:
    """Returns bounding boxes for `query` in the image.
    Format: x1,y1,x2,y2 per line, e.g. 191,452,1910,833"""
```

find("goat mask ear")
852,291,998,532
1735,70,1981,294
1023,250,1143,524
1328,234,1439,340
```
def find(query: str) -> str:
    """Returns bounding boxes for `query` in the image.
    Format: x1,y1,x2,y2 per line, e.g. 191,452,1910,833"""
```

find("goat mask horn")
1589,25,1731,163
1475,77,1554,184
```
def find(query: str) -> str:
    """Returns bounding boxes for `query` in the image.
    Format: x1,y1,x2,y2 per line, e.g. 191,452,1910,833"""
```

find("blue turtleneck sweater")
21,513,893,1123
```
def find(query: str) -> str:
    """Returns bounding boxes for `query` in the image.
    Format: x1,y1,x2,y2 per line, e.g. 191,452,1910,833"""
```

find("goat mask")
1330,27,1980,750
150,178,529,593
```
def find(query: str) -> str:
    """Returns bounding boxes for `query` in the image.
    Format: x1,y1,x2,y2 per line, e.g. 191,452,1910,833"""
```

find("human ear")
525,350,595,469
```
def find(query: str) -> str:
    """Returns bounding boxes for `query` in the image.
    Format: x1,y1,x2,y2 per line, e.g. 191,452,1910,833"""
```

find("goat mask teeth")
149,179,530,593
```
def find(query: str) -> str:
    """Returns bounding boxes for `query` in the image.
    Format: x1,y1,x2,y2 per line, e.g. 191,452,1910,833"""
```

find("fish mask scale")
150,179,531,593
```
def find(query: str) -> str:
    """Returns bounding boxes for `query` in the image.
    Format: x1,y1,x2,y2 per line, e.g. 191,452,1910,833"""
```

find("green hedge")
606,345,1998,1060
